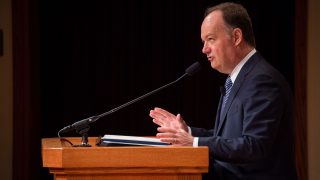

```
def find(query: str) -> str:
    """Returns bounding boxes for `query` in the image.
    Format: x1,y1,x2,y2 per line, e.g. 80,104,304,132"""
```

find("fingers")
150,110,167,126
152,118,163,126
156,132,178,144
150,115,167,128
157,130,193,146
156,132,174,138
149,109,165,119
157,127,177,133
149,109,166,123
159,137,177,144
150,107,177,127
154,107,176,118
150,107,191,146
150,107,175,119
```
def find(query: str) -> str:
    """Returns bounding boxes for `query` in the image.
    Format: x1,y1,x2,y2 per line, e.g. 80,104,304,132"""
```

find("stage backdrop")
18,0,294,179
39,0,294,138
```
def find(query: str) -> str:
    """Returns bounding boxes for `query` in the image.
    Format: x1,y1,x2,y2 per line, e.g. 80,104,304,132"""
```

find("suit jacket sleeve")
190,127,214,137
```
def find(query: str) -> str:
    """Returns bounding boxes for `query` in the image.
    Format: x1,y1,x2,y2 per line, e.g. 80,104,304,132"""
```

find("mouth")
207,56,213,61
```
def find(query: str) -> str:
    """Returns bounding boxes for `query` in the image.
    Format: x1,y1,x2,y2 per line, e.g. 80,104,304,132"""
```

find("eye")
208,37,215,41
202,36,215,44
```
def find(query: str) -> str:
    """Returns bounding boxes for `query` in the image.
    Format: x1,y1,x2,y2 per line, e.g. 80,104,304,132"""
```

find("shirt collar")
229,48,256,83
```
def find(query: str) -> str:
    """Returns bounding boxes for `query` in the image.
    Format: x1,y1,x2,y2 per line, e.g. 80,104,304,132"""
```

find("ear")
232,28,242,46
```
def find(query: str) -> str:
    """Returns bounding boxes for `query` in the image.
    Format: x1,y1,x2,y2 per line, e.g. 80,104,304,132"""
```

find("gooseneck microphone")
57,61,201,146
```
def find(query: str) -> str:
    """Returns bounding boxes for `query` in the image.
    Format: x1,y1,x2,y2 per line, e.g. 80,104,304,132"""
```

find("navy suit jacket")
191,52,296,180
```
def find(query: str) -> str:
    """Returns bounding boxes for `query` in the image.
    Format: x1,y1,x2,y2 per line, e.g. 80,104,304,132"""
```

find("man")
149,2,297,180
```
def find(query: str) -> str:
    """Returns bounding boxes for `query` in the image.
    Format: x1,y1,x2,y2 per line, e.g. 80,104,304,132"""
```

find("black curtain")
40,0,220,138
38,0,294,179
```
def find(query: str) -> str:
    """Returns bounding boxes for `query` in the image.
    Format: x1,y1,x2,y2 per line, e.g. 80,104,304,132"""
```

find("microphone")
58,61,202,138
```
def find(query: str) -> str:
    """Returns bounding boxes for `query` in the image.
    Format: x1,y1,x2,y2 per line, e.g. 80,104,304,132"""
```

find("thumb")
176,113,181,120
176,113,188,132
176,113,183,122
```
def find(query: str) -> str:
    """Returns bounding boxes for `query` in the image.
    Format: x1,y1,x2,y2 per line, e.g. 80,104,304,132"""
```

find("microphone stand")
58,61,201,147
59,73,188,147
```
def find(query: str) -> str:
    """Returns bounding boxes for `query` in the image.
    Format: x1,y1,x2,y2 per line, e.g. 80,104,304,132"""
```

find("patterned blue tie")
221,76,233,110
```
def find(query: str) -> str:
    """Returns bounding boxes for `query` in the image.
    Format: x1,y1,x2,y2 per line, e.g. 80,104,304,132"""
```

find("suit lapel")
217,79,242,133
214,92,223,135
216,52,261,134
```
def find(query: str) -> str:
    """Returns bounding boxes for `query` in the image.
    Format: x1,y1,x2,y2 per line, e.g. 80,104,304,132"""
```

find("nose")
202,43,210,54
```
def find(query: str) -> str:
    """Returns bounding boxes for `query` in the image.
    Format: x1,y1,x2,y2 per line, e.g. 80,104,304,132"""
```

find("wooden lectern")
42,137,209,180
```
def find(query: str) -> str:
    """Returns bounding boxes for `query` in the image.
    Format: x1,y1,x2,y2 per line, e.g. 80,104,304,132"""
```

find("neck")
227,44,254,74
238,44,254,61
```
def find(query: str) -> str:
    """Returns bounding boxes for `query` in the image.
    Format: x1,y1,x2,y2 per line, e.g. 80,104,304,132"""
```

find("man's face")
201,11,236,74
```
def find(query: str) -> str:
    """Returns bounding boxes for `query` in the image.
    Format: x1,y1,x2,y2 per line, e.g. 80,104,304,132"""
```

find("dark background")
36,0,294,179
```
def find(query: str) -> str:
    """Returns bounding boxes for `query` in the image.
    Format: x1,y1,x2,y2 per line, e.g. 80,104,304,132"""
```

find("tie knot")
224,76,233,90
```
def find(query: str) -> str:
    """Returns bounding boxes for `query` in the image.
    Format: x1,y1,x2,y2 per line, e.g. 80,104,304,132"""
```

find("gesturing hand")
149,107,193,146
156,128,194,146
149,107,188,132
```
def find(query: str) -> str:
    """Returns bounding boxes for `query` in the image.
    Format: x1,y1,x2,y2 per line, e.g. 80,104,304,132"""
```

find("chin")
210,64,224,74
210,62,218,69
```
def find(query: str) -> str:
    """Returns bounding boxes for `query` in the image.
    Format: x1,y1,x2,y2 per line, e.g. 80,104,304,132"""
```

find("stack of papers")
99,134,170,147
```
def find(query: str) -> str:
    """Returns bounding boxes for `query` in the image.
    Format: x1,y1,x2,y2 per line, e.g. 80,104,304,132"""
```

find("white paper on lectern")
101,134,170,146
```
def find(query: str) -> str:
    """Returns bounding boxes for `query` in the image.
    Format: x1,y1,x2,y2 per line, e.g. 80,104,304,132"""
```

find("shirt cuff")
193,137,199,147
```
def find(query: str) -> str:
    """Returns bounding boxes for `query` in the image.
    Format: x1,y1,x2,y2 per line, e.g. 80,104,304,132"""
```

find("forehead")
201,11,226,37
